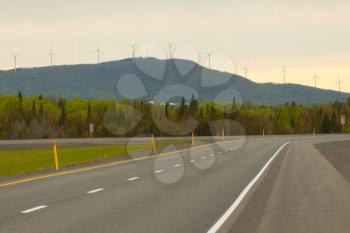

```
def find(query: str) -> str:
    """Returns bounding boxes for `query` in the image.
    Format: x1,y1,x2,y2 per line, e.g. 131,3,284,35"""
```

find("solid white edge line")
21,205,48,214
87,188,104,194
127,177,140,181
207,142,290,233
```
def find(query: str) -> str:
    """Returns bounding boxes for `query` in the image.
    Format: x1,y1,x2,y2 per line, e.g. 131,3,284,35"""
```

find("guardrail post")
52,140,60,171
151,134,157,154
192,131,195,145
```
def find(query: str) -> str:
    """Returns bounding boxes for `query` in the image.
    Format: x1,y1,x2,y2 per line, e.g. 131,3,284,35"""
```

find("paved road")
0,135,350,233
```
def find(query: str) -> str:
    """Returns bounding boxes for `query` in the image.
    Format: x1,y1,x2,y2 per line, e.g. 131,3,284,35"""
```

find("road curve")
0,135,350,233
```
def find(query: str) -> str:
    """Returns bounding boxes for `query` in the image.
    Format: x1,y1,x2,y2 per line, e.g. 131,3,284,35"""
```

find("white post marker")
341,114,346,126
89,123,94,143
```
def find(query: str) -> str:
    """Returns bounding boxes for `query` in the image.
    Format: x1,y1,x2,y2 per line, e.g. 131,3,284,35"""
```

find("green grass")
0,140,189,179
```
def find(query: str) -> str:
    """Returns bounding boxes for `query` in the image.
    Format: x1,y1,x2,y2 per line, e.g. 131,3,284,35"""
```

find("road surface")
0,135,350,233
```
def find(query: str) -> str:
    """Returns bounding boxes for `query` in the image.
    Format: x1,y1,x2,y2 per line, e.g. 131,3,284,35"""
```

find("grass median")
0,140,190,179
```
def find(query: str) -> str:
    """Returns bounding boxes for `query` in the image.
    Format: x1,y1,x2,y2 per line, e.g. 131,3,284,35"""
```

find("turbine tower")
12,53,19,72
282,65,287,84
47,49,55,66
242,65,248,79
206,52,213,69
95,45,102,64
337,77,342,92
129,44,137,63
313,73,318,88
167,41,175,59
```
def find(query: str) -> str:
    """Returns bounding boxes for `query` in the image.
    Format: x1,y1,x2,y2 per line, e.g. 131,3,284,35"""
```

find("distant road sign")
341,115,346,125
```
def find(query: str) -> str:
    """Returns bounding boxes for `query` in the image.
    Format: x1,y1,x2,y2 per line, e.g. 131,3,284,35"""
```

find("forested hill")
0,58,348,105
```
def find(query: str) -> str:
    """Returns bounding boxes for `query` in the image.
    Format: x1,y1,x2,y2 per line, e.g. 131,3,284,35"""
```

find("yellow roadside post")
192,131,195,145
313,128,316,135
52,140,60,171
151,134,157,154
222,128,225,141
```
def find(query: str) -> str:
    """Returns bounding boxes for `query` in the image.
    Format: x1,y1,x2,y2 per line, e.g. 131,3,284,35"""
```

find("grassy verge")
0,140,189,179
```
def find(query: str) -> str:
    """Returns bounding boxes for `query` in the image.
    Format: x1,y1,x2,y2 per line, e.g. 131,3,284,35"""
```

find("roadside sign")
341,114,346,125
89,123,94,133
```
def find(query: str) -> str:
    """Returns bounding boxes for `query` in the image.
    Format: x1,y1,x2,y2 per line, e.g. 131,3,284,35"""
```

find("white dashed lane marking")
87,188,104,194
154,170,164,173
21,205,48,214
127,177,140,181
174,164,182,168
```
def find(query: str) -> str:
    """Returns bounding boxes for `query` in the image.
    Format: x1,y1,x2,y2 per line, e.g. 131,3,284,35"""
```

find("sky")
1,0,350,92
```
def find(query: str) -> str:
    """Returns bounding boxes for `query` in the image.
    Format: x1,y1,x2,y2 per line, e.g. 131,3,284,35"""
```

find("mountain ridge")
0,58,348,105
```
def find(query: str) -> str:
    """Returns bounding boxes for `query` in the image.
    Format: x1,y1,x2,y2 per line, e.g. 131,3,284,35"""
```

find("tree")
164,102,169,118
87,103,92,122
331,110,341,133
59,99,66,136
31,100,36,118
177,97,186,119
189,94,199,117
321,114,331,133
17,91,24,119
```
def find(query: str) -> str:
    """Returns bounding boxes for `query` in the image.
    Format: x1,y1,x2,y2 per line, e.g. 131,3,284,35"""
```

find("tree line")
0,92,349,139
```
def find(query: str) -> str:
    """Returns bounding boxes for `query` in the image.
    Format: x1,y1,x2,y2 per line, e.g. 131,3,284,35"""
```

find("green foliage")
0,94,348,139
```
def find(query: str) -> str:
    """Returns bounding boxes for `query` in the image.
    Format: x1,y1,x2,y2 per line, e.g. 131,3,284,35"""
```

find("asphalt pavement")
0,135,350,233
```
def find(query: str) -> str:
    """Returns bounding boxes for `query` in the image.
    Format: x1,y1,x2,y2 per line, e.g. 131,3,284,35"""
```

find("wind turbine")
206,52,213,69
47,49,55,66
313,73,318,88
242,65,248,79
282,65,287,84
337,77,342,92
167,41,175,59
95,45,102,64
12,53,19,72
129,44,137,63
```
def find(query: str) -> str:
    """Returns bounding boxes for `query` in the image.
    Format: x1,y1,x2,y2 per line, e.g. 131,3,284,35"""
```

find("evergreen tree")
189,94,199,117
331,110,341,133
164,102,169,118
87,103,92,122
321,114,331,133
32,100,36,118
178,97,186,119
59,99,66,133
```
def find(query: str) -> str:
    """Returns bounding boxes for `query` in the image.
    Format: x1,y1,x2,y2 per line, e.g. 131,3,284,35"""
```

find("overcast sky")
1,0,350,91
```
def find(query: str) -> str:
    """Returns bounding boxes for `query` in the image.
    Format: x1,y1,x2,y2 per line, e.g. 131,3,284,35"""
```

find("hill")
0,58,348,105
